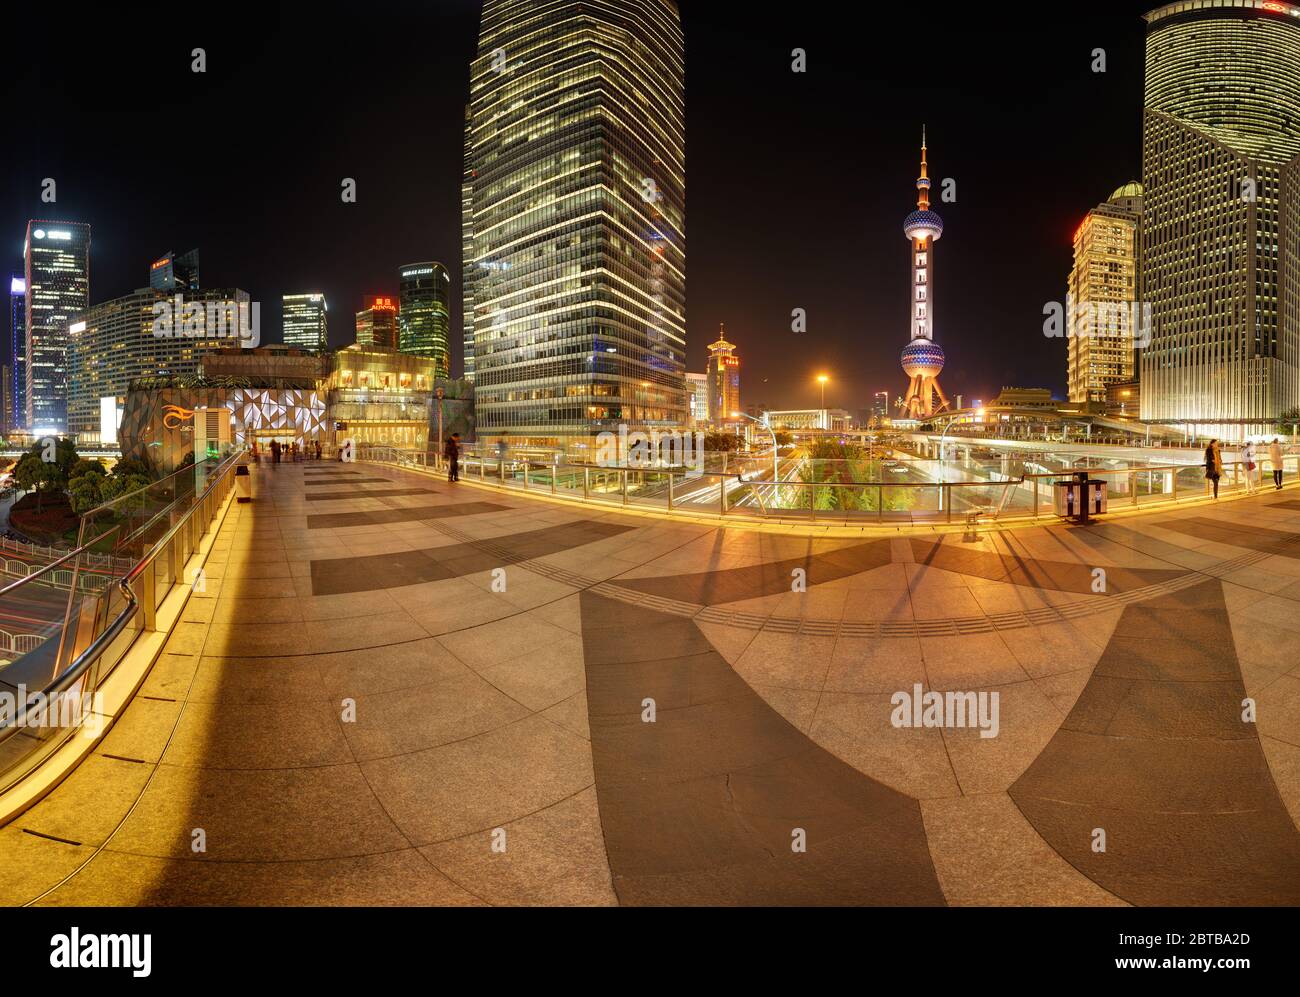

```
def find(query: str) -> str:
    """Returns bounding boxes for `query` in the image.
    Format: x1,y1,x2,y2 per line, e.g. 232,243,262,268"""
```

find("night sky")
2,1,1152,414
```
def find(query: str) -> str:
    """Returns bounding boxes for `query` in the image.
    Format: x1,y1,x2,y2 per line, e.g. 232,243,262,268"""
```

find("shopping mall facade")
117,345,475,473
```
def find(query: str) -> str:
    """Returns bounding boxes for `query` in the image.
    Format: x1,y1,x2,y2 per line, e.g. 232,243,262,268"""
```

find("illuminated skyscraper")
461,103,477,383
355,296,398,350
900,131,949,420
685,371,708,427
149,249,201,292
283,293,329,352
25,220,90,434
398,262,450,377
1068,183,1143,404
1139,0,1300,436
464,0,686,448
8,276,25,432
705,325,740,424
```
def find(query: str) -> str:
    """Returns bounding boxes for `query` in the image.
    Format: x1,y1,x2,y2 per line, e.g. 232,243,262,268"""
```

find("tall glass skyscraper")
283,293,329,352
8,276,25,432
24,220,90,434
464,0,686,450
398,262,450,377
355,296,398,350
1139,0,1300,437
461,103,477,383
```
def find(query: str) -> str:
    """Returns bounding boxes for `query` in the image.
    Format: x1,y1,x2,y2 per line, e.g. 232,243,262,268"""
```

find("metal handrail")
0,448,246,742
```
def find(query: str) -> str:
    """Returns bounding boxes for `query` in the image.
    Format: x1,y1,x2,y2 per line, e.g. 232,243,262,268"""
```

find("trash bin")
1053,471,1106,523
235,464,252,503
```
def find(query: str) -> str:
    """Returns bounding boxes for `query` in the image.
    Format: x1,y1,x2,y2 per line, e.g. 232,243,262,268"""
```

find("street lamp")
734,410,779,486
817,374,829,414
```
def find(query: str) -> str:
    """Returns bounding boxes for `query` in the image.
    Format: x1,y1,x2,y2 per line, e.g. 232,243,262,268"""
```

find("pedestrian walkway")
3,457,1298,905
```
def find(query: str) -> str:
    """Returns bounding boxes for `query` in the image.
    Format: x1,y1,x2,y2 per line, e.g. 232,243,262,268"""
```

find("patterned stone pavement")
3,458,1299,906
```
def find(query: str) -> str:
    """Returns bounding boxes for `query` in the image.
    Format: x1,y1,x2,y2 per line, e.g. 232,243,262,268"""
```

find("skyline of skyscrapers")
1068,183,1143,404
464,0,687,449
398,262,451,378
1139,0,1300,436
282,293,330,352
24,220,90,434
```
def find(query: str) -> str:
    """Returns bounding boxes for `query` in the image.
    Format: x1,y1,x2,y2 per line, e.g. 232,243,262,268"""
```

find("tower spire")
917,126,930,210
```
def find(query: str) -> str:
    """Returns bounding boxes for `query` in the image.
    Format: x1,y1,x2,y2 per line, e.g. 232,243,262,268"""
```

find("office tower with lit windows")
1139,0,1300,437
398,262,451,377
1068,183,1143,404
461,104,477,383
705,325,740,424
355,296,398,349
149,249,201,292
24,220,90,434
685,371,708,427
464,0,686,448
283,293,329,352
8,275,25,432
67,286,252,442
900,131,949,420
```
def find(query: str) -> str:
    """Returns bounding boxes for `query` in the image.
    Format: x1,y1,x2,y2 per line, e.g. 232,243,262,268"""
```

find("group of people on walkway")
251,440,324,464
1203,438,1289,499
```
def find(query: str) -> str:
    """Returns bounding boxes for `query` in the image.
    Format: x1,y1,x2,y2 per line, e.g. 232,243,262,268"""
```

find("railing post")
583,466,590,500
1172,471,1178,503
1130,471,1137,506
878,484,883,523
622,470,628,506
720,477,728,516
667,472,674,511
523,462,529,491
1032,477,1039,519
945,484,952,524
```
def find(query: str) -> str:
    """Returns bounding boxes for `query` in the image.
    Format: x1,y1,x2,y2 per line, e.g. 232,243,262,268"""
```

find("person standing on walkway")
1271,438,1286,490
445,433,460,482
1205,439,1222,499
1243,440,1258,494
315,440,322,461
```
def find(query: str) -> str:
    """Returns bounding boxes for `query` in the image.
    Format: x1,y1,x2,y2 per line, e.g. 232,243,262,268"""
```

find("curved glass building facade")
1139,0,1300,437
464,0,686,451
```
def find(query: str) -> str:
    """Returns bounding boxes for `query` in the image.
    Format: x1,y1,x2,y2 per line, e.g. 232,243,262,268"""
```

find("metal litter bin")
1053,471,1106,523
236,464,252,503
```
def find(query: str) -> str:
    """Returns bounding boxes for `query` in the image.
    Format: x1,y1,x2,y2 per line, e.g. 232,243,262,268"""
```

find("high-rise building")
149,249,201,292
1139,0,1300,437
398,263,451,377
355,296,398,349
464,0,687,449
283,293,329,352
900,131,949,420
685,371,708,427
8,275,25,433
68,286,252,442
1068,183,1143,404
705,325,740,424
25,220,90,434
461,103,477,384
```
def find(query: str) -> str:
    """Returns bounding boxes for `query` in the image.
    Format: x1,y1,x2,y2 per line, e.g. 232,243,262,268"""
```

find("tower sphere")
901,339,945,378
903,209,944,241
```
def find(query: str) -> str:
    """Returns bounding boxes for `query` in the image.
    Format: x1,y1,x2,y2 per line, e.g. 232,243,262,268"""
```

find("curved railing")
0,449,245,798
357,444,1296,526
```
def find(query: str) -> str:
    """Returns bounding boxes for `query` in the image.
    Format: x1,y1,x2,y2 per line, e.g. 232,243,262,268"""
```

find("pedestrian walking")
1205,439,1222,499
445,433,460,482
1271,438,1286,490
1243,440,1258,494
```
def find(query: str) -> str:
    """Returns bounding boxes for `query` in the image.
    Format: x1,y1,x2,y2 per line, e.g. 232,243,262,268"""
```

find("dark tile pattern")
909,539,1187,592
1152,516,1300,558
303,477,393,486
1009,579,1300,905
580,592,946,906
305,488,438,502
311,520,634,595
613,539,892,605
307,502,507,529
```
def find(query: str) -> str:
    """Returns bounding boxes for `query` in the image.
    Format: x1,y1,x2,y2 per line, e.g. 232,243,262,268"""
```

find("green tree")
703,431,740,453
12,438,77,513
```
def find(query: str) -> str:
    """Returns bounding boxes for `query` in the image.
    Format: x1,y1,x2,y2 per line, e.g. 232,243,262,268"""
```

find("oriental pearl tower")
900,128,950,419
